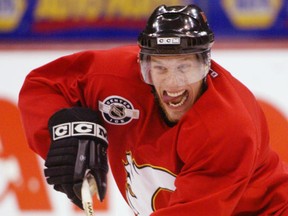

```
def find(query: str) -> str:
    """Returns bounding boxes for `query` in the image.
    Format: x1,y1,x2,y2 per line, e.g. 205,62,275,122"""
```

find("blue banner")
0,0,287,41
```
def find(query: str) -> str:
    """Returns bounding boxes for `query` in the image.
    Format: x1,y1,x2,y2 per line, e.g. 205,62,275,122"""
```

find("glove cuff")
48,107,108,144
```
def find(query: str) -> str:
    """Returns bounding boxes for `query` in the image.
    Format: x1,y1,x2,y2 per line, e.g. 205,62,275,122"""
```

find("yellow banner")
34,0,183,21
221,0,283,29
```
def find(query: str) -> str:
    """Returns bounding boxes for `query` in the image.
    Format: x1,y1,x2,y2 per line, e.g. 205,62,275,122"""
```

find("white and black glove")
44,107,108,209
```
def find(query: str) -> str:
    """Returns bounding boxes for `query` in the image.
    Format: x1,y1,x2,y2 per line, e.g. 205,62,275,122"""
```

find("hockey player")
18,4,288,215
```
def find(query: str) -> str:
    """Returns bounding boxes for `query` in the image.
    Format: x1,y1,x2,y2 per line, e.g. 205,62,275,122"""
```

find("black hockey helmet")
138,4,214,85
138,4,214,55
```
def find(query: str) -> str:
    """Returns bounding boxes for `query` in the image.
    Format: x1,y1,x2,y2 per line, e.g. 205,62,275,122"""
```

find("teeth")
169,95,188,107
167,90,186,97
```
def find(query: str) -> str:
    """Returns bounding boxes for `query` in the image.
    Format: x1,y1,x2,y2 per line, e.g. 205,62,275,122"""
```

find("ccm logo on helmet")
157,37,180,45
52,121,108,143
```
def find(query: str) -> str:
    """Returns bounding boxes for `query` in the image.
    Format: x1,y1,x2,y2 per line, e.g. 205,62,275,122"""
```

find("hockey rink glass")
139,53,210,86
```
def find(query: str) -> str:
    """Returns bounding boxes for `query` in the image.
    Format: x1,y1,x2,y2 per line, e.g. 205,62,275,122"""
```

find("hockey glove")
44,107,108,209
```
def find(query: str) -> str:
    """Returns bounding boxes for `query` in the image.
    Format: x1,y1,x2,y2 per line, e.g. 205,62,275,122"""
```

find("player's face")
150,55,204,123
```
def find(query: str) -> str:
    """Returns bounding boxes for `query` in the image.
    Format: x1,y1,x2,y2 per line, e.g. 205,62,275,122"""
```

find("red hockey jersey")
18,45,288,215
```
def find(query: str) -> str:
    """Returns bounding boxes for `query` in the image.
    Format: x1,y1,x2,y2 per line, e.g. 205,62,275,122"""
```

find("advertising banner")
0,0,287,41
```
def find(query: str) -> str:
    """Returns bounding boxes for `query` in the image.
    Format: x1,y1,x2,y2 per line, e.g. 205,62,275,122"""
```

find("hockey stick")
81,170,98,216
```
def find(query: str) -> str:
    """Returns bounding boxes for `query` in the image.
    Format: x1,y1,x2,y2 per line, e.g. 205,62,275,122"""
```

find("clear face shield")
139,51,211,87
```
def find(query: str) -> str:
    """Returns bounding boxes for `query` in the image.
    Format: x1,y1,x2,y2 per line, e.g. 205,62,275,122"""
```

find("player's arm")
18,51,91,159
18,51,108,209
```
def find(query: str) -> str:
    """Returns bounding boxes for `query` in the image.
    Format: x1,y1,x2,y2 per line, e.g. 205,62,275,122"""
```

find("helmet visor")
139,52,210,86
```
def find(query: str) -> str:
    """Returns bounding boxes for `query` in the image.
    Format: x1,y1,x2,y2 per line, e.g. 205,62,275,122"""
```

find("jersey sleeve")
18,51,94,159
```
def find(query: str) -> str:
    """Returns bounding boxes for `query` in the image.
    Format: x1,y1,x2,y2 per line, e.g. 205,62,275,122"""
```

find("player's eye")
177,63,191,73
153,65,167,74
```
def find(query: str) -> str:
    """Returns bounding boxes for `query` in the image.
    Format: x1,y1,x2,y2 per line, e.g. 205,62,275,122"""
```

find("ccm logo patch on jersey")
99,96,139,125
52,121,107,142
157,37,180,45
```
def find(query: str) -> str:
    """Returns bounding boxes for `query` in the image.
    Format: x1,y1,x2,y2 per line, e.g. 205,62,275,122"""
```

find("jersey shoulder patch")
99,95,140,125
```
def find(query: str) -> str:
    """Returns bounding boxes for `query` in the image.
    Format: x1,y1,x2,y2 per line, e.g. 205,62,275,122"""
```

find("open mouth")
163,90,189,108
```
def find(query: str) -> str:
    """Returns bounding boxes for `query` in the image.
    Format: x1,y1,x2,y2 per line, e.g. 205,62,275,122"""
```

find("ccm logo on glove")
52,121,107,142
